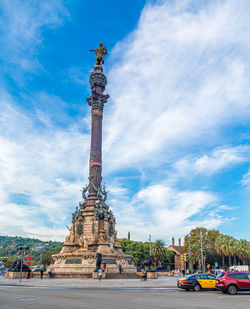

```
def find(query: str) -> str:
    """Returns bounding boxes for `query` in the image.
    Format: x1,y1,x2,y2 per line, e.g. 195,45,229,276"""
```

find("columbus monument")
49,43,135,278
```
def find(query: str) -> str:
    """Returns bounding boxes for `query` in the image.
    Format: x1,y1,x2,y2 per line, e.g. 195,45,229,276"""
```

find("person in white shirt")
98,268,103,280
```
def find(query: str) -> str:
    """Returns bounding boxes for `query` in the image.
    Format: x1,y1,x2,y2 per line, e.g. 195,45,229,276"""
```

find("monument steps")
105,273,140,279
31,272,92,279
31,272,141,279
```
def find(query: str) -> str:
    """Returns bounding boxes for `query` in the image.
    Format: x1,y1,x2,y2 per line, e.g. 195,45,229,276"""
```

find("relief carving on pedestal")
65,225,74,243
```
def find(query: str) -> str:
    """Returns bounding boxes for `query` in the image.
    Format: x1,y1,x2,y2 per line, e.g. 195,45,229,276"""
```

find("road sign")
185,254,188,261
215,262,218,268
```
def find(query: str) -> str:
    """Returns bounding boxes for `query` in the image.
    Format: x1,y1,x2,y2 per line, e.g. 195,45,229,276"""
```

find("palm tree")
215,235,226,269
224,235,235,267
189,243,200,269
238,239,250,265
152,240,166,262
230,238,239,266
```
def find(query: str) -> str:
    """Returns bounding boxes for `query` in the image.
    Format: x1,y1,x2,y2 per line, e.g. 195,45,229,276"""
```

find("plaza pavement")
0,275,178,289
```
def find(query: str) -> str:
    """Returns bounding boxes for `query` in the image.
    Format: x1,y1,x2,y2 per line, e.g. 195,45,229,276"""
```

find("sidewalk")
0,276,178,289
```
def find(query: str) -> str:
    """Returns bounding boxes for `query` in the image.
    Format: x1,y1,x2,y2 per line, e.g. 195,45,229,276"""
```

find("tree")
226,236,237,267
41,246,62,267
237,239,250,265
118,239,150,265
152,240,166,263
184,227,220,269
230,238,239,266
214,235,226,269
162,249,175,264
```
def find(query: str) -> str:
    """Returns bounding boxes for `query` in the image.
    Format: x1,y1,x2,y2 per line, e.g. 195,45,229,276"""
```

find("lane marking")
17,298,35,301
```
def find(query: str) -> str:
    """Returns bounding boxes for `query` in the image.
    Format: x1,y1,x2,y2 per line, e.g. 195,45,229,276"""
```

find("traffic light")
183,254,187,262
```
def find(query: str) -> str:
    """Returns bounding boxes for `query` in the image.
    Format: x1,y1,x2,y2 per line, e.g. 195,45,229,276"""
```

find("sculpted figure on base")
90,42,108,67
65,225,74,243
95,253,102,271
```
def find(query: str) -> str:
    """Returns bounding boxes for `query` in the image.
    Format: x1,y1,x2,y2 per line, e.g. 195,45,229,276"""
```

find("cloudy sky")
0,0,249,243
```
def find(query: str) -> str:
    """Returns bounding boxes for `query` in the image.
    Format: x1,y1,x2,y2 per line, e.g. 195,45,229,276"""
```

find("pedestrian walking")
118,264,122,274
40,268,44,279
98,268,103,280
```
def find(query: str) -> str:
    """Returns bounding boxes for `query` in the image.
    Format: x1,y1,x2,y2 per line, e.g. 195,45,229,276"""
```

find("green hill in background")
0,235,62,256
0,235,63,268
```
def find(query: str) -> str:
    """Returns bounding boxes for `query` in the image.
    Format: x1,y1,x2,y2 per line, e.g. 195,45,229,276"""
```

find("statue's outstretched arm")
89,49,95,52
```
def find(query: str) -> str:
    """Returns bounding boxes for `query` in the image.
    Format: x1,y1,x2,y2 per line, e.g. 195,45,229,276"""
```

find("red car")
216,272,250,295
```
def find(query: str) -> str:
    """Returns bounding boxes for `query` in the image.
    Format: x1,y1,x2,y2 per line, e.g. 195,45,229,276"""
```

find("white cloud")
241,169,250,187
0,94,89,240
104,0,250,172
115,183,229,242
173,145,250,177
102,0,250,240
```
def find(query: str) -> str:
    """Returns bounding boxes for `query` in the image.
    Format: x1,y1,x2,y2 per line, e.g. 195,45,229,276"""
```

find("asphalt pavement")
0,285,249,309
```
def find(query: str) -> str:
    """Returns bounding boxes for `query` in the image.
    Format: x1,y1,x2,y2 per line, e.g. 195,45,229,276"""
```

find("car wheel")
193,284,201,292
227,285,238,295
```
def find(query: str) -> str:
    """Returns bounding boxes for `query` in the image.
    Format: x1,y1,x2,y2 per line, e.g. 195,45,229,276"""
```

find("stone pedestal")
6,272,28,279
136,271,158,279
146,271,158,279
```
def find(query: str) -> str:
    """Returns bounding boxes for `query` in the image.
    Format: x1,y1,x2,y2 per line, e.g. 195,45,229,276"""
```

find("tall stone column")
47,45,136,277
86,69,109,200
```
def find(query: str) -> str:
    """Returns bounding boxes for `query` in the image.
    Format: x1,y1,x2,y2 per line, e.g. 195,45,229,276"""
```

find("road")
0,286,249,309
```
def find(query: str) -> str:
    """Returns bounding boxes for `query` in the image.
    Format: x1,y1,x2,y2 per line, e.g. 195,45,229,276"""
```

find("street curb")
0,283,177,289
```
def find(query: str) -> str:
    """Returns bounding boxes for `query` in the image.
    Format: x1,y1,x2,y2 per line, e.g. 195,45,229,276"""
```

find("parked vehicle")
156,265,170,272
216,272,250,295
177,274,216,291
30,266,41,272
228,265,249,272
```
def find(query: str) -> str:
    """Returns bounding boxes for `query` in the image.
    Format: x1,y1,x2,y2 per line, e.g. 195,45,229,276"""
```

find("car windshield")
184,275,195,279
217,272,225,278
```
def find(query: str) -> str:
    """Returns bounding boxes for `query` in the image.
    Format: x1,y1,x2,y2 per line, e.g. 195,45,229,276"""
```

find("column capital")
89,71,107,91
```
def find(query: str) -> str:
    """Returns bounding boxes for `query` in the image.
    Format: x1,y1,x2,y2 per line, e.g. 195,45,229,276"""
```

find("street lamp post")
200,232,204,273
149,234,152,255
187,241,191,272
19,246,29,282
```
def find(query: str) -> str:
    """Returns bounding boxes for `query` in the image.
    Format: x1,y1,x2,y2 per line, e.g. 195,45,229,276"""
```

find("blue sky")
0,0,249,243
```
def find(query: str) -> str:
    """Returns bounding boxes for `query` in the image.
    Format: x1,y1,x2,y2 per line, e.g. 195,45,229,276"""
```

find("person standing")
48,268,52,279
119,264,122,274
51,268,55,278
98,268,103,280
40,268,44,279
141,268,146,281
27,269,31,279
